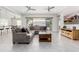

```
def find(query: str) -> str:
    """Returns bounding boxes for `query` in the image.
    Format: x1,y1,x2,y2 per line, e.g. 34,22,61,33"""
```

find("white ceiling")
3,6,79,17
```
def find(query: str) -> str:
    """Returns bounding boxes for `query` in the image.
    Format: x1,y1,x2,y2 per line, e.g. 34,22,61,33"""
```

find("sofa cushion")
21,28,26,32
26,28,30,33
15,28,21,32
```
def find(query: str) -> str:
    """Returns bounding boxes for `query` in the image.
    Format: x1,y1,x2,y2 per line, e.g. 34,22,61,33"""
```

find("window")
0,18,8,26
33,18,46,26
17,20,21,26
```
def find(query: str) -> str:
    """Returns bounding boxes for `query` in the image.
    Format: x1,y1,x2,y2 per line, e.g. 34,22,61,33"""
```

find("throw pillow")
21,28,26,32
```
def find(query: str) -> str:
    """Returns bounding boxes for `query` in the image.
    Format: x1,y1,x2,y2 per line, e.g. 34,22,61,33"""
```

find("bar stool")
0,28,4,35
6,28,9,33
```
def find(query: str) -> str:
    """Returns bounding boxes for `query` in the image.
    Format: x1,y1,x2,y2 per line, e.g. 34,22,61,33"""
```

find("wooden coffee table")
39,31,52,42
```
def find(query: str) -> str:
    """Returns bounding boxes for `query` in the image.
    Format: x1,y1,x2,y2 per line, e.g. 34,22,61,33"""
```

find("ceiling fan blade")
25,6,30,9
50,6,55,9
48,6,49,11
48,6,55,11
25,6,36,11
48,6,50,11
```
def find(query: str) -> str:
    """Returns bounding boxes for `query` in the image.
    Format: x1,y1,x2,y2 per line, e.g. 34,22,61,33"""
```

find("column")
21,16,27,28
10,16,17,26
59,14,64,28
52,15,59,32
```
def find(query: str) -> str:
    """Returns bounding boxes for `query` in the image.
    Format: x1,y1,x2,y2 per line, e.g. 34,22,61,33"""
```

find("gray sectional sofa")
30,25,47,31
12,28,35,44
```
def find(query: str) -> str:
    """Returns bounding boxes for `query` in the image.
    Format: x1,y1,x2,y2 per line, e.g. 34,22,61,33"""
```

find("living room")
0,6,79,52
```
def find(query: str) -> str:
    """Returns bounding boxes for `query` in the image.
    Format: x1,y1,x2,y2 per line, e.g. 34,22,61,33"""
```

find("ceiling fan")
25,6,36,11
48,6,55,11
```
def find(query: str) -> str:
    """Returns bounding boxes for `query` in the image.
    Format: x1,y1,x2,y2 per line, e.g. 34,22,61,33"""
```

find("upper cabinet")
64,15,79,24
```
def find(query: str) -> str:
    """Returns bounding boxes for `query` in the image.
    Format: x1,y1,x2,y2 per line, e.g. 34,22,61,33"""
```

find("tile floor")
0,29,79,52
